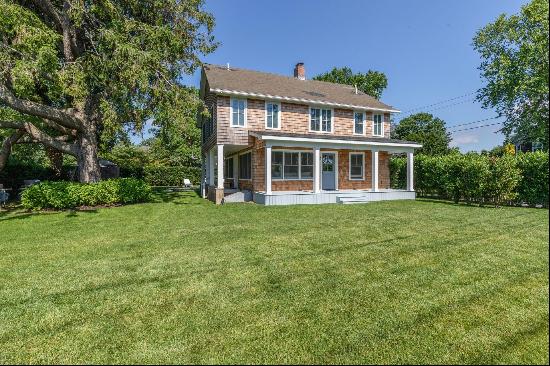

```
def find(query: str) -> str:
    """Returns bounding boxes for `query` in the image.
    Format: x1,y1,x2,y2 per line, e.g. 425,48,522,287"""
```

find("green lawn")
1,191,548,364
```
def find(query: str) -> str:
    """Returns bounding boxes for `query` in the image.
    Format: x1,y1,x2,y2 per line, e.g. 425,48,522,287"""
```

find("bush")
143,165,200,186
389,152,542,206
515,152,549,206
21,178,152,210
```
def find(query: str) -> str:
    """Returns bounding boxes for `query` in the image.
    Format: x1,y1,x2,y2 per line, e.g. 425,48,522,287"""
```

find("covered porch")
202,132,421,205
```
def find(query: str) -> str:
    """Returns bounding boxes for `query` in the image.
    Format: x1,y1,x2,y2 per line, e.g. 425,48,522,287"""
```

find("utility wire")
400,91,477,114
450,121,504,133
447,116,502,130
398,98,477,120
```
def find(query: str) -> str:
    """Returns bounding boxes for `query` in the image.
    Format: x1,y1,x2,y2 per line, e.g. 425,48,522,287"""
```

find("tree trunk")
45,146,63,177
77,123,100,183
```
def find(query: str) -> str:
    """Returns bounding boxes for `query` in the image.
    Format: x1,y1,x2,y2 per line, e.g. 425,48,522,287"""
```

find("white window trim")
353,111,366,136
230,97,247,128
372,113,384,137
309,106,334,134
265,101,282,130
271,149,314,181
349,152,365,181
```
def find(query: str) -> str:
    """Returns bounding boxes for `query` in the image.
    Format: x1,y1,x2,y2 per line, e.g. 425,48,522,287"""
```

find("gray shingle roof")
203,64,398,112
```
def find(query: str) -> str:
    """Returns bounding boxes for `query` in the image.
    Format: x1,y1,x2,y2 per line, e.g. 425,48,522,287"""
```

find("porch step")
223,189,253,203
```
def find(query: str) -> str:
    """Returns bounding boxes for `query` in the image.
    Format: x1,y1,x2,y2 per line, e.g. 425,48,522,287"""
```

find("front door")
321,153,336,190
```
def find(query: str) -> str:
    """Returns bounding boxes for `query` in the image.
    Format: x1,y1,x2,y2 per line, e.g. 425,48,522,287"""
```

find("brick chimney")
294,62,305,80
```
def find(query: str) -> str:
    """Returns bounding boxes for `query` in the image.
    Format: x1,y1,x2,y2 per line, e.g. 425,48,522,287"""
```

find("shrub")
389,152,542,206
515,152,549,206
21,178,152,210
143,165,200,186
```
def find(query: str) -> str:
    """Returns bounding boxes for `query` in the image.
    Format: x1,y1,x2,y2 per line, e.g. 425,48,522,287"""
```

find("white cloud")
450,133,479,147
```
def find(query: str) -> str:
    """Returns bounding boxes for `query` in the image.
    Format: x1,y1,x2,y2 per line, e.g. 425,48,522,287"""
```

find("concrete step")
337,195,371,204
223,190,253,203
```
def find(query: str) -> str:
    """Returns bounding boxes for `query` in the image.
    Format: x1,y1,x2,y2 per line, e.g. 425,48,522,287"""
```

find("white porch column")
372,150,379,192
265,145,272,194
407,151,414,191
208,148,215,186
217,144,224,189
313,146,321,193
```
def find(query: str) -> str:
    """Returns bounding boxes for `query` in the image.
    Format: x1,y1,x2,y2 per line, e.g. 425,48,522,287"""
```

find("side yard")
0,192,548,364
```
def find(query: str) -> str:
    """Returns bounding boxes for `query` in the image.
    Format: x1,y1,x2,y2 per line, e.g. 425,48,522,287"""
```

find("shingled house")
198,63,421,205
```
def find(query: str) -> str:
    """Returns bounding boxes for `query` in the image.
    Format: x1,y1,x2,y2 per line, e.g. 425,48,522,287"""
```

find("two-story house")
198,63,421,205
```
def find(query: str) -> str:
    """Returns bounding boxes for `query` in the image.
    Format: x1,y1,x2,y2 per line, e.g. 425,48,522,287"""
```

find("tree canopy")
392,113,452,155
0,0,216,181
473,0,549,149
313,67,388,99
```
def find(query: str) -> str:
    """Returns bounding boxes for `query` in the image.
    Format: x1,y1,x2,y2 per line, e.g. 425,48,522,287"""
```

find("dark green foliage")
143,165,200,186
390,153,546,206
21,178,152,210
392,113,452,155
473,0,549,148
516,151,549,205
313,67,388,99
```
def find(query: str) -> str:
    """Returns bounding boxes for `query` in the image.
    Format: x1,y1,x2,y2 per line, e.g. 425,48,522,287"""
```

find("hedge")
390,152,548,207
21,178,152,210
143,165,200,187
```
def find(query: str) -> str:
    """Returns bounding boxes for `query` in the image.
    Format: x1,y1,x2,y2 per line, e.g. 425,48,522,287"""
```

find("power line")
450,121,504,133
447,116,501,130
398,98,477,119
400,91,477,114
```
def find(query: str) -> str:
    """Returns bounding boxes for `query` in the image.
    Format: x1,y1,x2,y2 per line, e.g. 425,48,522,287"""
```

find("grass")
0,191,548,364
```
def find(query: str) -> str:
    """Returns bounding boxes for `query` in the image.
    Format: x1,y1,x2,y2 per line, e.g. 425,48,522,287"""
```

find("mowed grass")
0,191,548,364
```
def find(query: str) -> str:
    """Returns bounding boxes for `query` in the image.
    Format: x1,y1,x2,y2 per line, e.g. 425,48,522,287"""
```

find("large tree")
313,66,388,99
0,0,216,181
392,113,451,156
473,0,549,149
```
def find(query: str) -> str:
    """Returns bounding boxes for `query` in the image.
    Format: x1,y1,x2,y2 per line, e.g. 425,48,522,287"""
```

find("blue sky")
140,0,527,152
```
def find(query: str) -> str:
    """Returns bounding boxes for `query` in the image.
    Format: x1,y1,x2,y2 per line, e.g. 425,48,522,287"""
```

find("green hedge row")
21,178,152,210
390,152,548,206
143,165,200,186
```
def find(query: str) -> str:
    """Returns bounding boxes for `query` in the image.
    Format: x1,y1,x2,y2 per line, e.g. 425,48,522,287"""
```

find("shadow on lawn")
151,188,206,205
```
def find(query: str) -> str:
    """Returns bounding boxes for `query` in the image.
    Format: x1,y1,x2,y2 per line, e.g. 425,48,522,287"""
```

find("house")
198,63,421,205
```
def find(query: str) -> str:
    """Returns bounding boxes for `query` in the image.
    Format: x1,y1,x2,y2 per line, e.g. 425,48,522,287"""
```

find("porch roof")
249,130,422,152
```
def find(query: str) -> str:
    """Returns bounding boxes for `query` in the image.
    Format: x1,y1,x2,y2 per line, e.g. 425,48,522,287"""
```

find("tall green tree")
392,113,452,155
313,67,388,99
473,0,549,149
0,0,216,182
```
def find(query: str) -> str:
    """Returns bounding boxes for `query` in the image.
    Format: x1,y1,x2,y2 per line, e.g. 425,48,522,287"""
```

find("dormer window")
373,114,384,136
230,98,247,127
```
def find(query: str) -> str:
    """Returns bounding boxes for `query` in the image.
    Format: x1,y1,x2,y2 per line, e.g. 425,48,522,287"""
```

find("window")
231,98,246,127
373,114,383,136
354,111,364,135
272,151,283,179
349,153,364,180
271,151,314,180
284,152,299,179
300,152,313,178
310,108,332,132
224,157,234,179
266,102,280,129
239,152,251,179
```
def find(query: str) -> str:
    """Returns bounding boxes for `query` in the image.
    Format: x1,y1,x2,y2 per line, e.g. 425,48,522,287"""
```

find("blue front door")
321,153,336,190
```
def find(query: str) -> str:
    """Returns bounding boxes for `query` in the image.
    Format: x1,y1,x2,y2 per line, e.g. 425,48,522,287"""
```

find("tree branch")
0,83,83,131
0,129,25,170
42,118,77,137
21,122,77,156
